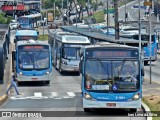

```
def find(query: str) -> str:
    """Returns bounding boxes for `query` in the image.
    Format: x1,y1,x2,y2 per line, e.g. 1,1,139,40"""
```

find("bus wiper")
95,58,112,85
120,58,127,76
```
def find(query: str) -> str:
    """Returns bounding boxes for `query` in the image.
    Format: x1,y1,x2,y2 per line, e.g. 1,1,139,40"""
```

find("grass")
38,34,48,41
143,96,160,120
93,11,105,23
84,11,105,23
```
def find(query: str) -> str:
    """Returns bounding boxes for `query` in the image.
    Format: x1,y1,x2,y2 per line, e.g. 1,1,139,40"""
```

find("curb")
142,101,152,120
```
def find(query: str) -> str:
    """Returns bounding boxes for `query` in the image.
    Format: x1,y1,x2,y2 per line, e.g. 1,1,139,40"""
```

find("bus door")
55,42,61,69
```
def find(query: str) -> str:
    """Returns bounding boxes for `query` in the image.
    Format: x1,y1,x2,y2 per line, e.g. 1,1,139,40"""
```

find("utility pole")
125,0,127,22
138,0,142,84
149,6,152,84
114,0,119,39
62,0,64,26
107,0,109,34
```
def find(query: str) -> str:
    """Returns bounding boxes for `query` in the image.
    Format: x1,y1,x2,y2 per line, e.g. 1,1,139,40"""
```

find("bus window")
62,47,80,59
18,51,49,70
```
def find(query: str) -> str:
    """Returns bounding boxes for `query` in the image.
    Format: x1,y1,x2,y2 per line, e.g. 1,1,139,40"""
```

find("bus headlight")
45,71,50,75
84,93,95,100
132,93,140,101
19,72,23,75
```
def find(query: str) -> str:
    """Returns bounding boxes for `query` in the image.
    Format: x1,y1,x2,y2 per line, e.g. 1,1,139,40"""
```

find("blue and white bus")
131,34,157,64
18,13,42,28
14,28,38,44
12,40,52,85
80,43,143,112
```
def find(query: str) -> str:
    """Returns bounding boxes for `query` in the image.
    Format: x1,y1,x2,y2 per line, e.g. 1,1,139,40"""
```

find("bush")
0,13,13,24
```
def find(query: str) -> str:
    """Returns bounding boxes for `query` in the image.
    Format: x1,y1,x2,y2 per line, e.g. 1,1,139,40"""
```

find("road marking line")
34,92,42,97
50,92,58,97
67,92,76,97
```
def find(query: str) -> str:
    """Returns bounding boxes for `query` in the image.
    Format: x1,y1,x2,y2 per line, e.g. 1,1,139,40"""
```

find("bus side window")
79,57,83,73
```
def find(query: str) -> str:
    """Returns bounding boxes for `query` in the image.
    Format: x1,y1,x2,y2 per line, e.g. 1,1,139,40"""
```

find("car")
9,20,19,30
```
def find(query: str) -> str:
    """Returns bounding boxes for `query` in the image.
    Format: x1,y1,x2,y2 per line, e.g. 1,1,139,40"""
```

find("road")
0,30,146,120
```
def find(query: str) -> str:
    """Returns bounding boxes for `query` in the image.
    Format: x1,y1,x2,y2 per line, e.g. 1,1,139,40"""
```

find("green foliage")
0,13,13,24
84,11,105,23
38,34,48,41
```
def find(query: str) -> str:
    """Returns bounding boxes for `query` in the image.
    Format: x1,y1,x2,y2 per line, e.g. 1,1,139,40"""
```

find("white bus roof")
61,35,90,44
20,13,42,18
15,30,38,36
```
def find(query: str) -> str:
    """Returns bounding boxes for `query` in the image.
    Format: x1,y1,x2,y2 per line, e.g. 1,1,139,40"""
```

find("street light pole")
138,0,142,83
62,0,64,26
149,7,152,84
107,0,109,34
125,0,127,22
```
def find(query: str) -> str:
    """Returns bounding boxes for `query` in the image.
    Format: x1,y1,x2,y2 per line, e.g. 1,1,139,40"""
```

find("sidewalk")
0,44,12,105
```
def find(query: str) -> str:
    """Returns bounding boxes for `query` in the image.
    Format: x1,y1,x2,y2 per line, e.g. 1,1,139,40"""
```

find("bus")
48,31,90,74
131,34,157,64
18,13,42,28
12,40,52,85
14,28,38,44
79,42,144,112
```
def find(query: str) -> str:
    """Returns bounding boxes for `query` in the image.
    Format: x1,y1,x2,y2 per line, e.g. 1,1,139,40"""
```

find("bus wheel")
84,108,91,112
17,81,21,86
130,108,137,113
45,81,50,85
144,61,148,65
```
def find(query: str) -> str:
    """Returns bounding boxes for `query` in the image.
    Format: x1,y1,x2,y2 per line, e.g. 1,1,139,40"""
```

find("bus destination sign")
87,49,138,58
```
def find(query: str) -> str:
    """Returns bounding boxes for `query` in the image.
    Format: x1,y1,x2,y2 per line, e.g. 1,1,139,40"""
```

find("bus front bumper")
144,56,157,61
83,98,141,109
61,64,79,72
16,73,52,82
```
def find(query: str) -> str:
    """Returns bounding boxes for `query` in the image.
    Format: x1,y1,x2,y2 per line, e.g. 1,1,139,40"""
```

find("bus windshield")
18,17,29,24
16,36,37,41
18,49,49,70
62,47,80,59
85,59,139,92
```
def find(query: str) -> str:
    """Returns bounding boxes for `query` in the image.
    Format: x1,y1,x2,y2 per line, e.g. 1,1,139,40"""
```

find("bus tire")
84,108,91,112
45,81,50,85
144,61,148,65
17,81,21,86
130,108,137,113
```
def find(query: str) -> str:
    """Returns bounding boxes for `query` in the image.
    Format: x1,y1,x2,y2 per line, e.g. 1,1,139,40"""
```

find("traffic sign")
104,8,114,14
143,1,152,6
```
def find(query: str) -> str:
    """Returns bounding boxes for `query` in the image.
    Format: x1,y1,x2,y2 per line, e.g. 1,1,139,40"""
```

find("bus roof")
84,42,138,49
16,40,49,46
61,35,90,44
19,13,42,18
15,29,38,36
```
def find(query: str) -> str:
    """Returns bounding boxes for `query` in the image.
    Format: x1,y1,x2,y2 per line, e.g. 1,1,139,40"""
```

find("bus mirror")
14,38,16,43
79,49,84,57
37,31,39,35
12,51,16,60
141,69,144,76
79,61,82,73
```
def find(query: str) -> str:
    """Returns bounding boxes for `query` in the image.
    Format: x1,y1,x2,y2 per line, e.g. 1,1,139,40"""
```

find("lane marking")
67,92,76,97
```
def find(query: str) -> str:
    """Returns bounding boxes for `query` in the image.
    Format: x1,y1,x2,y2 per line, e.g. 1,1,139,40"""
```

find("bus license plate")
106,103,116,107
32,78,38,80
